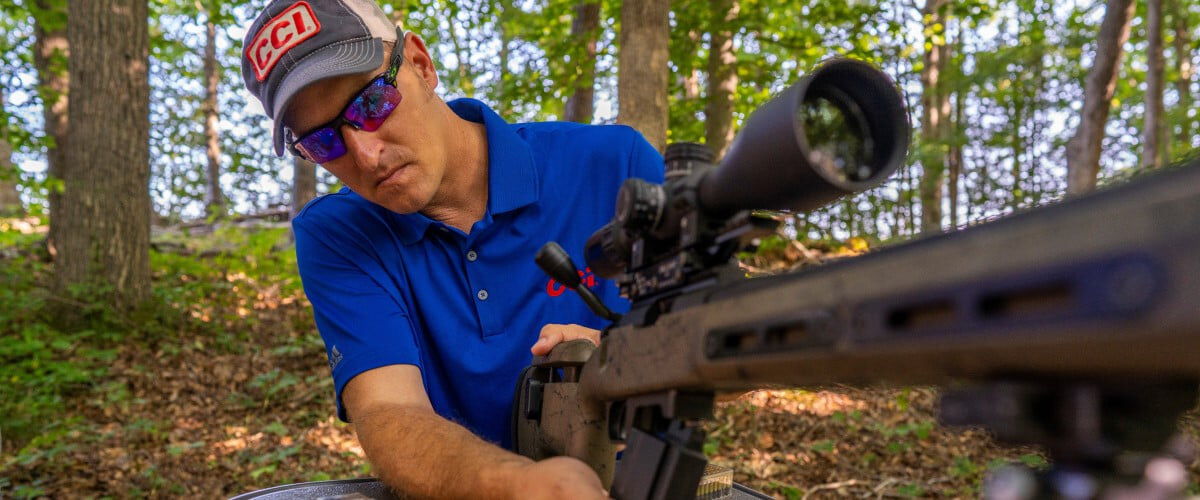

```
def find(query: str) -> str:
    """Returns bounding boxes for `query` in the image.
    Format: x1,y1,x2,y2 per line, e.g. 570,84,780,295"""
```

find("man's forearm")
354,403,531,499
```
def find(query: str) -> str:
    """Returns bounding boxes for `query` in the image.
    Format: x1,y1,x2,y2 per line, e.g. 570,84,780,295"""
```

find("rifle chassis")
514,59,1200,499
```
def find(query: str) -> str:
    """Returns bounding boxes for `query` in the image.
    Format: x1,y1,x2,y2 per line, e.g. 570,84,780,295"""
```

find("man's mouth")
376,163,410,188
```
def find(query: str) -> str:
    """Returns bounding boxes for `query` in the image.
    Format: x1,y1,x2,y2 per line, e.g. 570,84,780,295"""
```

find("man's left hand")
531,324,600,356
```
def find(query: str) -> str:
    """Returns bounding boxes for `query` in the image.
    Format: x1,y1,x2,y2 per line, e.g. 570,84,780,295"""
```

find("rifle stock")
516,161,1200,499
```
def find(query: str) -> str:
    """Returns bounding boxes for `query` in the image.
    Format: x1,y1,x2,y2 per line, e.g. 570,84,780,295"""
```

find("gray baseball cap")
241,0,398,156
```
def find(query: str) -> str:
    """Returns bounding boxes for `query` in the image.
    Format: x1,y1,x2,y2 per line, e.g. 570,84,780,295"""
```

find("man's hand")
531,323,600,356
505,456,608,499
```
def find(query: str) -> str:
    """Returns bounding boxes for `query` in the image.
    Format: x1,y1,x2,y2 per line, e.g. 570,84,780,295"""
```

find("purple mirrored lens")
344,78,402,131
295,127,346,164
291,78,402,163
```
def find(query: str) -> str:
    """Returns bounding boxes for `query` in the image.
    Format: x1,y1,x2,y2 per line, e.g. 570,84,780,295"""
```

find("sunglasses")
287,30,407,164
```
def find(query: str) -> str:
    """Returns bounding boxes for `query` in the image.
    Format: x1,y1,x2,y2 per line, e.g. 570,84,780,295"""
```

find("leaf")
262,421,288,436
249,465,277,479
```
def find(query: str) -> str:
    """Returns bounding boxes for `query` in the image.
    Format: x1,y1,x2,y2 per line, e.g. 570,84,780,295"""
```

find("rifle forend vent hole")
980,283,1074,319
765,323,810,346
723,331,759,352
887,300,957,331
707,314,832,359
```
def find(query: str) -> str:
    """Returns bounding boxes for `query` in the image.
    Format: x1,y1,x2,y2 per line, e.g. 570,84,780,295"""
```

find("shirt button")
477,289,489,301
466,250,478,262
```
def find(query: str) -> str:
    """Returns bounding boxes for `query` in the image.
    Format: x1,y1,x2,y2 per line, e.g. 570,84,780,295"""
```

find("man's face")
283,34,447,214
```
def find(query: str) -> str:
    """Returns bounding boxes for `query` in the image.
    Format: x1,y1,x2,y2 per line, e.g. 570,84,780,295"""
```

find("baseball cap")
241,0,399,156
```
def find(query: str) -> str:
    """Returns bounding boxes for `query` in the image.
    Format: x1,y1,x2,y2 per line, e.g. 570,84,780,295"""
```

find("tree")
1142,0,1165,170
33,0,67,248
55,0,151,309
1065,0,1135,195
292,157,317,216
202,0,226,218
946,14,967,228
919,0,952,233
618,0,670,152
0,85,21,216
563,0,600,123
704,0,738,160
441,0,476,96
1172,0,1194,152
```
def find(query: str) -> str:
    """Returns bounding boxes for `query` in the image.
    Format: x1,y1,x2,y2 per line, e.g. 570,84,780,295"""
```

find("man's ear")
402,32,439,92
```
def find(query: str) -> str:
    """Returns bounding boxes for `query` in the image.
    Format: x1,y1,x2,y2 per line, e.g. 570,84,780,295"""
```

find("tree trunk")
203,1,226,218
495,1,510,115
0,86,21,217
55,0,151,310
1011,92,1025,211
679,29,702,101
1065,0,1135,195
389,3,405,26
1142,0,1165,170
292,157,317,216
0,145,19,217
34,0,68,253
704,0,738,160
443,0,474,95
947,18,964,228
563,0,600,123
618,0,670,152
918,0,951,234
1173,0,1193,151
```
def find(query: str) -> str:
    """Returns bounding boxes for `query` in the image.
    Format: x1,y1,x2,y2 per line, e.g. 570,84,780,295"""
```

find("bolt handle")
536,242,622,322
536,242,582,289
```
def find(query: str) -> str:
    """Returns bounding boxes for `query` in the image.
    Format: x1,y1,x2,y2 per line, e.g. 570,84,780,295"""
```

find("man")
240,0,663,497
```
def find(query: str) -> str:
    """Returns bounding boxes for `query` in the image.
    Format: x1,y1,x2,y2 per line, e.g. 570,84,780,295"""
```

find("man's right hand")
505,456,608,500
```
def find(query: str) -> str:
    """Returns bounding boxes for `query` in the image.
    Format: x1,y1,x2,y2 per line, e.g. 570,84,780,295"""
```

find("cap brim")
270,38,386,157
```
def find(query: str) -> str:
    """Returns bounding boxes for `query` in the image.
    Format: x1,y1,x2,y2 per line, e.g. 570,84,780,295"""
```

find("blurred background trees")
0,0,1195,302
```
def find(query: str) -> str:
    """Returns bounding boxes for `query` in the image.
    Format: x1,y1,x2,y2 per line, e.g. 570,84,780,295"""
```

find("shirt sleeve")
626,129,666,184
293,218,422,423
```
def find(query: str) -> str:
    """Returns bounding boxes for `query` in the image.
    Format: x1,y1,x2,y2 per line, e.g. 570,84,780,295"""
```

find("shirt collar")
393,98,540,245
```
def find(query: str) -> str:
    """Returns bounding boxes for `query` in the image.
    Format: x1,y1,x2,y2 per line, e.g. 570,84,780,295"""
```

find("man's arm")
344,364,609,499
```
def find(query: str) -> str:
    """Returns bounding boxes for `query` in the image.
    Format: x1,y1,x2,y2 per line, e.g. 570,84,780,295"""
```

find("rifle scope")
584,59,909,280
699,58,909,215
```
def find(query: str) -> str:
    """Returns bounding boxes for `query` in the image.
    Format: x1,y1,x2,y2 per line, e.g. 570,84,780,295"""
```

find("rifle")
512,58,1200,499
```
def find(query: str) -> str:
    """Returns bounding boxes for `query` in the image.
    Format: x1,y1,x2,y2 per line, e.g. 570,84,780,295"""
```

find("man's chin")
378,194,434,216
383,201,424,215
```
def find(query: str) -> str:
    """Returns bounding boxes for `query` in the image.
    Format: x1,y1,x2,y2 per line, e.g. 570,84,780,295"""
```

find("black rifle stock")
514,58,1200,499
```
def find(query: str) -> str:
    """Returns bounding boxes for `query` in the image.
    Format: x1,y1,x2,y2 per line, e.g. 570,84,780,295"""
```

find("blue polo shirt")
293,98,663,449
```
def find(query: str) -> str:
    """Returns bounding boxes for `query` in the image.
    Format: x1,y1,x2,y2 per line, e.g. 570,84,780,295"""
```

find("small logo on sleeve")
246,1,322,81
546,267,597,297
328,345,343,371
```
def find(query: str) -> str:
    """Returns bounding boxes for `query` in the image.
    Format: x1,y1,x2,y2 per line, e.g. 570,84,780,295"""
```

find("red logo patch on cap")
245,1,322,82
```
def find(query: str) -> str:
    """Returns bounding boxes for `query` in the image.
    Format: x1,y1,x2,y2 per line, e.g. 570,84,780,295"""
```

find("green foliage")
3,0,1196,232
896,482,926,497
0,245,103,448
0,222,303,454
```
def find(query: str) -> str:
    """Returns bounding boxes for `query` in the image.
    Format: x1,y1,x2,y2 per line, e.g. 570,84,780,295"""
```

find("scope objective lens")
799,87,876,183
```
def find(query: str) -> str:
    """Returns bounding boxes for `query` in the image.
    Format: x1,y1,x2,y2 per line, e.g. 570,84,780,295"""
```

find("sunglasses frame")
286,28,409,162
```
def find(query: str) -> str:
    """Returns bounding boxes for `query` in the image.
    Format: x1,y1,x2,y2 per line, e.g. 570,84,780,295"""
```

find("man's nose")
341,125,385,170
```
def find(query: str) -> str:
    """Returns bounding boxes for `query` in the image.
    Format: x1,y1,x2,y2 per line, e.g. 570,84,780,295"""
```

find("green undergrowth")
0,222,303,460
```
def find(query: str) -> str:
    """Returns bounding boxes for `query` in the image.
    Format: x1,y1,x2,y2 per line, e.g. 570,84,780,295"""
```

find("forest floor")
1,219,1197,499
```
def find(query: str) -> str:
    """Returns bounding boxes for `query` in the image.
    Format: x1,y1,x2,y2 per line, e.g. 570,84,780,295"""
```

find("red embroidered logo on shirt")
546,267,597,297
245,1,322,82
